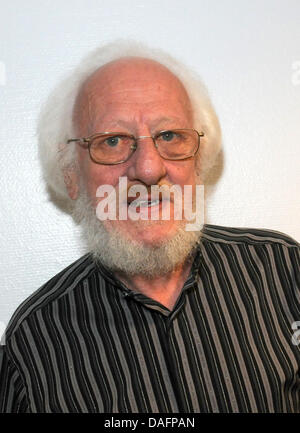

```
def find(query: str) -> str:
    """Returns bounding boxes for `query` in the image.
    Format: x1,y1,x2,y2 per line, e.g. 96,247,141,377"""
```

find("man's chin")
91,221,200,278
73,191,201,278
102,218,183,248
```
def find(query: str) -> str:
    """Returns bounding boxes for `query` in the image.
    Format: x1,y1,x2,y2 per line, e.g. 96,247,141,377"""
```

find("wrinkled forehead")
73,57,192,133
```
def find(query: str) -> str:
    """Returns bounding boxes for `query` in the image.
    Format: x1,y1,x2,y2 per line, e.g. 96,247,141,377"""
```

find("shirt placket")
133,289,195,412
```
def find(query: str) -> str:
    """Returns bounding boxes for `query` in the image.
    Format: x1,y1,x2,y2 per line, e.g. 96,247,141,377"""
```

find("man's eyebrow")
150,117,181,129
109,117,184,130
89,116,186,134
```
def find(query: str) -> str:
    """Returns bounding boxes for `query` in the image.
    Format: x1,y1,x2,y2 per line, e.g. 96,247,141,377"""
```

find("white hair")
37,39,222,206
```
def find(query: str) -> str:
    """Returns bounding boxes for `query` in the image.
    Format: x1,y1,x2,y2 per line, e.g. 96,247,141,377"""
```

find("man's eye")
105,136,120,147
160,131,175,142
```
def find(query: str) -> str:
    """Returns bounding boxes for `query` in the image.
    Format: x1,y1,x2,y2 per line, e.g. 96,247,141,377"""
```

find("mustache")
94,177,196,208
124,182,175,204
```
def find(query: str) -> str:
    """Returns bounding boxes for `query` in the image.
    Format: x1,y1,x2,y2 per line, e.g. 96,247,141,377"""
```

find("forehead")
73,57,193,133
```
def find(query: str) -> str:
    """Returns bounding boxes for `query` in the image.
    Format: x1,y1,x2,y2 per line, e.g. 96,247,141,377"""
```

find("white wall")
0,0,299,332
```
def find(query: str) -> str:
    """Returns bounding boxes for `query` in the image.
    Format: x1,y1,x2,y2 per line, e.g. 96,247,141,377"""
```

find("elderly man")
0,41,299,413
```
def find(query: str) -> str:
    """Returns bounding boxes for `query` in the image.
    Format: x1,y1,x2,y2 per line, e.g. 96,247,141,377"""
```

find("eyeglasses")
67,129,204,165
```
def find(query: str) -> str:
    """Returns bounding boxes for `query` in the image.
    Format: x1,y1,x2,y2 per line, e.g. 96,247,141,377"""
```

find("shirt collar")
94,242,202,315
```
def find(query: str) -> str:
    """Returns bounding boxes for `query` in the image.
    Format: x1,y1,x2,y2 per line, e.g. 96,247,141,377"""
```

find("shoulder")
201,224,299,248
200,224,299,279
4,253,96,342
199,224,299,297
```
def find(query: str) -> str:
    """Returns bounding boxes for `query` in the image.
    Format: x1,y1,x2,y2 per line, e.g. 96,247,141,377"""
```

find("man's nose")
126,136,167,185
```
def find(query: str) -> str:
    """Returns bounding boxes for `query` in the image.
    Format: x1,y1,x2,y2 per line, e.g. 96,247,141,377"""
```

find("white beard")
72,190,202,278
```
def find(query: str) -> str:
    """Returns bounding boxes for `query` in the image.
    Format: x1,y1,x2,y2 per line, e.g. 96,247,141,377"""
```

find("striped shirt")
0,224,299,413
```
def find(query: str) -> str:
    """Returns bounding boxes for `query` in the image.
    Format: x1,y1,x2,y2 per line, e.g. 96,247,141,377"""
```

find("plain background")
0,0,299,336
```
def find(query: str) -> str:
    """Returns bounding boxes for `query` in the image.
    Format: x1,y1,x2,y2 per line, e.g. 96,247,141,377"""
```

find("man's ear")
63,168,79,200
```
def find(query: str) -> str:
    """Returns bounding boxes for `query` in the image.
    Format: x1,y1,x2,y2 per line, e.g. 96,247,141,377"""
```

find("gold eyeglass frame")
67,128,204,165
